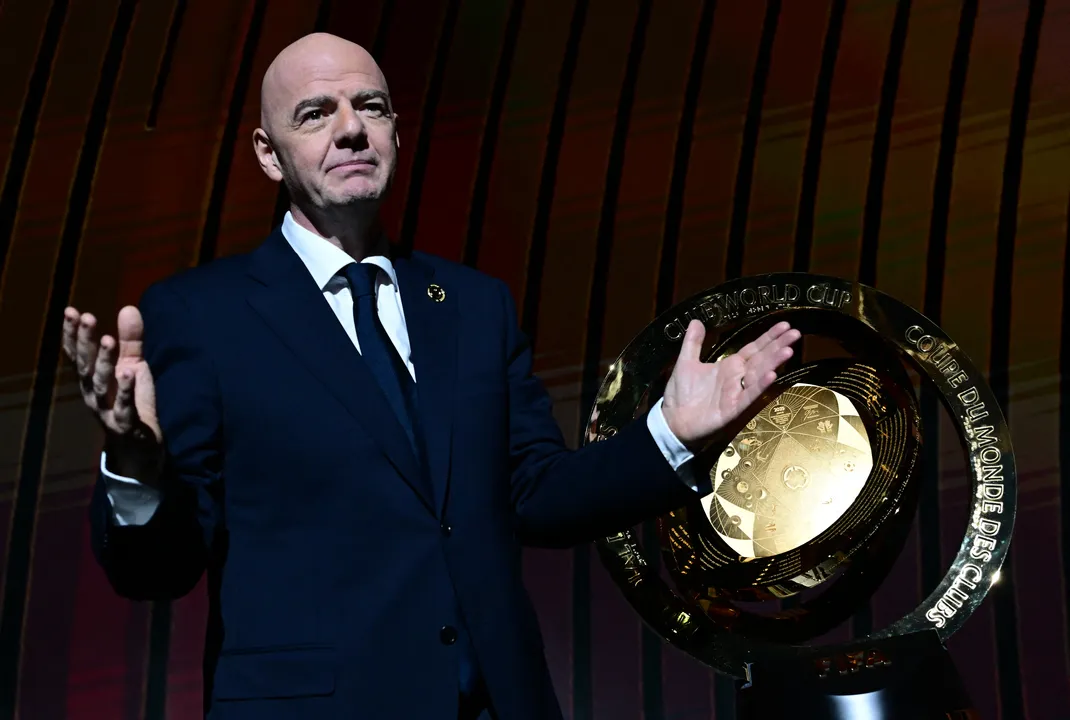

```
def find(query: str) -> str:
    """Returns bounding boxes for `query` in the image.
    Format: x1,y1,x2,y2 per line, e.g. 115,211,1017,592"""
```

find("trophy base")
736,630,979,720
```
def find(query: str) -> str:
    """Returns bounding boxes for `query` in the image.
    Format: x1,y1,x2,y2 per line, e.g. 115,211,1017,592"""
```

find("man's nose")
333,104,365,142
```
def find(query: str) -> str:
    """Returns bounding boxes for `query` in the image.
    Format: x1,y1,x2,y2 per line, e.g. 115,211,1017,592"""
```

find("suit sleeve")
89,281,224,601
500,282,698,548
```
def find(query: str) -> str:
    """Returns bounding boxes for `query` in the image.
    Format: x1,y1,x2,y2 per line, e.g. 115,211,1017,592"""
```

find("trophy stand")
735,631,979,720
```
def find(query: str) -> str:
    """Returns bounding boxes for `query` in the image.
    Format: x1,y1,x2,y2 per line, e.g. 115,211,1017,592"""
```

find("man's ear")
393,113,400,149
252,127,284,182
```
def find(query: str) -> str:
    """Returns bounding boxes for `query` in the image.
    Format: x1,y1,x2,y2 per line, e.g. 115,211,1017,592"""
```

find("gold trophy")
585,274,1013,720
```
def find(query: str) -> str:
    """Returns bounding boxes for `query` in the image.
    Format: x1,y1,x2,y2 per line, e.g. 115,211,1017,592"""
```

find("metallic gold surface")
584,273,1016,679
707,383,872,559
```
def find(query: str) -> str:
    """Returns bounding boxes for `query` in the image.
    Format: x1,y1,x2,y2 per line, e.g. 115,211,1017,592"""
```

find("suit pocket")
213,645,336,700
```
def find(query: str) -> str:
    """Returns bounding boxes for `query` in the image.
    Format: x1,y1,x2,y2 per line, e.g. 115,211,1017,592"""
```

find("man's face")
256,41,398,212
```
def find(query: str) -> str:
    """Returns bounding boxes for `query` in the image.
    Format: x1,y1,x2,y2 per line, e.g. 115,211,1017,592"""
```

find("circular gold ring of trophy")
585,273,1014,677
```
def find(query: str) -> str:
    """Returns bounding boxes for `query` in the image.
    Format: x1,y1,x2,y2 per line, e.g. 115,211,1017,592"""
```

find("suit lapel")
245,230,433,512
394,254,457,517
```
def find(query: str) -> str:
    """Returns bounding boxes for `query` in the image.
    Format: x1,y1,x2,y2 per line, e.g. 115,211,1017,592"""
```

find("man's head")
253,33,398,220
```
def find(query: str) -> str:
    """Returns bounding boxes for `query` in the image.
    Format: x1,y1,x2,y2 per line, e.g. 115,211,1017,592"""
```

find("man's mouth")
330,159,377,172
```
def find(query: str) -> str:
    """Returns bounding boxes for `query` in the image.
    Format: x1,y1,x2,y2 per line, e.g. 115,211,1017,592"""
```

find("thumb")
133,361,163,442
116,305,144,360
679,319,705,362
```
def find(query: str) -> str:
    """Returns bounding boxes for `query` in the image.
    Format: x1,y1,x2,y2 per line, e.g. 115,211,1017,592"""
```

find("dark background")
0,0,1068,717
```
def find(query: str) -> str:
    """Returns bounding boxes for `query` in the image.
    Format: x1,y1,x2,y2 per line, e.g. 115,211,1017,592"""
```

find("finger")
743,326,799,374
112,367,138,432
117,306,144,360
737,321,793,361
771,327,801,351
767,330,800,364
751,369,778,395
75,313,99,377
62,308,80,361
678,319,705,363
744,352,794,400
749,342,795,377
739,364,783,404
739,320,793,360
91,335,117,402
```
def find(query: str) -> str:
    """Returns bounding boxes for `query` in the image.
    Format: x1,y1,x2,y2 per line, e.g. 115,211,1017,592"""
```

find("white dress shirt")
101,211,696,525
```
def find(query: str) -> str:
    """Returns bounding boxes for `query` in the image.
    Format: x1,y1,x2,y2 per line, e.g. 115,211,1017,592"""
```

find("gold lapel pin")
427,283,446,302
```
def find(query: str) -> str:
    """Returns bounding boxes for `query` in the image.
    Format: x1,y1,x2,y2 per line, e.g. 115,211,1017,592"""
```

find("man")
62,33,798,720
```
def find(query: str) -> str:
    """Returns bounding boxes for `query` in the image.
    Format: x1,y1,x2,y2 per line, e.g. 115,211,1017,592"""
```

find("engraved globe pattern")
702,383,873,558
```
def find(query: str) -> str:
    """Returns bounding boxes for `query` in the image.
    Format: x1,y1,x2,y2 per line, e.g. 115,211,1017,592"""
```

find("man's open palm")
661,320,800,448
62,305,162,448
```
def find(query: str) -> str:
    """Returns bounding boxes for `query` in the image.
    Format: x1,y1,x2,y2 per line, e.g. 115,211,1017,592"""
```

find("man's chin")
327,188,386,206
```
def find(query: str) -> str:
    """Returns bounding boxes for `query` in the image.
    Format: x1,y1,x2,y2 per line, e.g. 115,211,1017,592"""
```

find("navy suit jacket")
90,228,695,720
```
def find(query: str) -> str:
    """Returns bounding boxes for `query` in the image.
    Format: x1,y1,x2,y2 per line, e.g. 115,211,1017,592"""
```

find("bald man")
63,33,798,720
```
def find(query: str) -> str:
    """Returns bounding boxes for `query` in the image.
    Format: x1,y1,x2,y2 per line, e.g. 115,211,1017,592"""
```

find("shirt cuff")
100,452,161,526
647,398,709,493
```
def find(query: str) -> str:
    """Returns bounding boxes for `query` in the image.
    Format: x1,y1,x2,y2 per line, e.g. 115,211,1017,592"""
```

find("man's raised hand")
62,305,163,478
661,319,801,449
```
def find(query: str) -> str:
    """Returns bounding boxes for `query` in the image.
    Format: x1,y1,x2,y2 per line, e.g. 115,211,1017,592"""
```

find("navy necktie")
342,262,420,454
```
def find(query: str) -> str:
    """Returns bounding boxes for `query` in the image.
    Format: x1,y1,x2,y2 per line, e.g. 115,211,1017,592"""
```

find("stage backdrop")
0,0,1068,718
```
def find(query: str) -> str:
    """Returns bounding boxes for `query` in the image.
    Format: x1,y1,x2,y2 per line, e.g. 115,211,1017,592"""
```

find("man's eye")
364,104,386,116
303,110,324,122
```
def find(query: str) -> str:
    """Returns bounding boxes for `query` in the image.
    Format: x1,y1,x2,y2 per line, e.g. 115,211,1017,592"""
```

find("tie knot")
342,262,380,298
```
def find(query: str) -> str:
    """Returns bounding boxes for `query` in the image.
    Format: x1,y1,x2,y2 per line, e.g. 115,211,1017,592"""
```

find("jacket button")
440,625,457,645
441,523,452,537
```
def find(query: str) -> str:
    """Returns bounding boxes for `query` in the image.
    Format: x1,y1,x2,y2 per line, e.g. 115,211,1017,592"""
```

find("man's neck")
290,205,387,260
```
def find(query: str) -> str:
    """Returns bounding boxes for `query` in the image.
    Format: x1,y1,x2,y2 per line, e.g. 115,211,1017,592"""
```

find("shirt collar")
281,211,399,291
